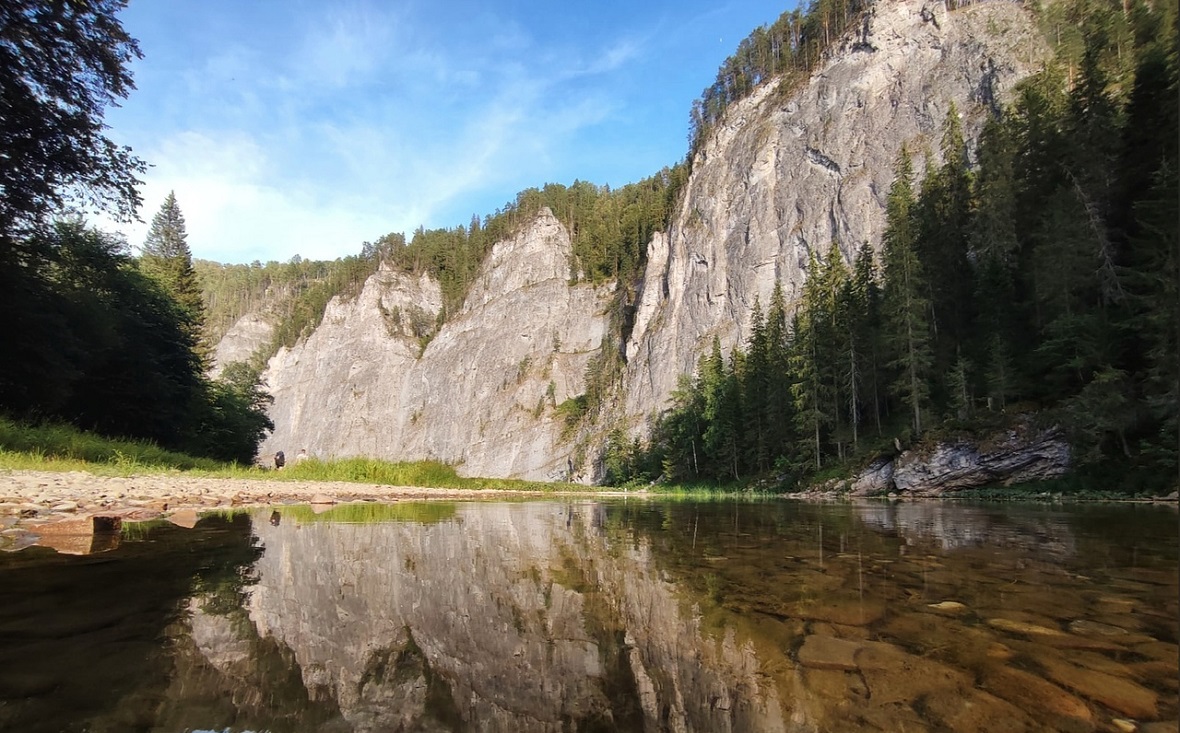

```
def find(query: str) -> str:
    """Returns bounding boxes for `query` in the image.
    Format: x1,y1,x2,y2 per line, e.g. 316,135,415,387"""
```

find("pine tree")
764,281,793,466
742,297,771,472
702,337,742,481
971,117,1024,410
849,243,885,434
789,255,829,470
916,106,975,385
881,148,932,437
141,192,205,346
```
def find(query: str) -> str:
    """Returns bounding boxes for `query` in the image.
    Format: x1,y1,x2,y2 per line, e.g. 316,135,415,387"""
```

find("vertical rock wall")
242,0,1050,477
621,0,1047,427
259,209,612,480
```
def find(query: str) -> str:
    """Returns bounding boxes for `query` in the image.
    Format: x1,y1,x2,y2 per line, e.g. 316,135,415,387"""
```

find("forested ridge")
606,0,1179,493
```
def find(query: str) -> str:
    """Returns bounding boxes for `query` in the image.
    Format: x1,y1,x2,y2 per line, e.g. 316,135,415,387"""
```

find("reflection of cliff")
240,502,797,732
155,502,1178,732
853,501,1077,556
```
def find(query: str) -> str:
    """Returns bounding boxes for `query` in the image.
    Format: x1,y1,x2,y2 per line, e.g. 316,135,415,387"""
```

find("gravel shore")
0,469,605,553
0,468,555,523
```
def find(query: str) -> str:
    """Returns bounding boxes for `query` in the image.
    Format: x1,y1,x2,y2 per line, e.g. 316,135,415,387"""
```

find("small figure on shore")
294,448,309,465
269,510,281,526
274,451,285,470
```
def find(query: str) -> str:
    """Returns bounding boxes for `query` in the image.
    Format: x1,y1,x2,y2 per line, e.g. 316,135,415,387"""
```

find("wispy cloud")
100,0,783,263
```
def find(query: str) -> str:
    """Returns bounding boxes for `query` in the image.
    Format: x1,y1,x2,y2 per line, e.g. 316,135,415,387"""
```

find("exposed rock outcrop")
843,425,1072,496
210,312,273,378
259,210,612,480
890,427,1072,495
621,0,1048,427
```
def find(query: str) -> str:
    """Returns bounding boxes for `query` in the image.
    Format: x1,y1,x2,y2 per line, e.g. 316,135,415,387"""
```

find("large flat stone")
1037,655,1158,720
797,635,860,671
982,666,1094,733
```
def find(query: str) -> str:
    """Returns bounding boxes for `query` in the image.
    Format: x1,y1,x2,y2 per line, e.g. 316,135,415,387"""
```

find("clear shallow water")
0,500,1176,732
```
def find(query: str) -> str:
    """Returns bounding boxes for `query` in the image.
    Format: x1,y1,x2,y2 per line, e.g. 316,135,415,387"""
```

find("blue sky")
101,0,791,264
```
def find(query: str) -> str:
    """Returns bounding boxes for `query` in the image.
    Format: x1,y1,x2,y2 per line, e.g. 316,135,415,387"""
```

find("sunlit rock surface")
229,0,1051,478
259,211,611,480
621,0,1048,426
210,312,272,379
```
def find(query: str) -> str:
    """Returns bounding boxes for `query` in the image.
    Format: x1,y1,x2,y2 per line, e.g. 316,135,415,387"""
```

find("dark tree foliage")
2,220,273,462
0,0,144,242
608,0,1178,493
0,3,272,463
141,191,206,351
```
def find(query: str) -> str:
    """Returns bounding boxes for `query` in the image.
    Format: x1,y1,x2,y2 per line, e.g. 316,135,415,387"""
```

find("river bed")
0,497,1176,732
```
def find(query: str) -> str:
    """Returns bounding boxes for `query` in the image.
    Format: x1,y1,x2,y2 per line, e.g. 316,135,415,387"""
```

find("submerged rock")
797,635,860,670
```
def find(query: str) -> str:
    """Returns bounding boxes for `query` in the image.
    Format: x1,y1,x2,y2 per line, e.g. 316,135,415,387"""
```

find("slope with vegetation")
606,0,1178,494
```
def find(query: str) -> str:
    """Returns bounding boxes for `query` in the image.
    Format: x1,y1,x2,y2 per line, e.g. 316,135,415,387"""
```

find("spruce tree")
850,243,884,434
916,106,975,385
882,148,932,437
742,297,771,472
141,192,205,348
764,281,793,465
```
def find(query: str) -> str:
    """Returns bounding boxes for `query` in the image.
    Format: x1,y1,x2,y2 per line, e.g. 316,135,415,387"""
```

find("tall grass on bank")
0,418,579,491
0,417,227,473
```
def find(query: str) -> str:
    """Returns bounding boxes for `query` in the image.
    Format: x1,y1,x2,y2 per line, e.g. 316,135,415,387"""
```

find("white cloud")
99,0,688,263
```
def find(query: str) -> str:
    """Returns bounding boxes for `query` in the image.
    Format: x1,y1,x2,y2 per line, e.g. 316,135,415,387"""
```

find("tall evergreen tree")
764,281,793,459
916,106,975,384
141,192,205,347
849,243,885,434
971,117,1024,410
742,297,772,472
881,148,932,437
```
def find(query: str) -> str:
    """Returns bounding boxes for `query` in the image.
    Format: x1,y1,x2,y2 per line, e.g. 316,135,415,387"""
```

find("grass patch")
0,417,590,492
0,416,227,473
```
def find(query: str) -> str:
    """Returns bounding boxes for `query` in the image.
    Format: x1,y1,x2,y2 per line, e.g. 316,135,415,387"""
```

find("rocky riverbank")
0,469,587,553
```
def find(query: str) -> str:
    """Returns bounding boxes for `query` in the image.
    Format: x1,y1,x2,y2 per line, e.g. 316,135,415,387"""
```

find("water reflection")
0,500,1176,732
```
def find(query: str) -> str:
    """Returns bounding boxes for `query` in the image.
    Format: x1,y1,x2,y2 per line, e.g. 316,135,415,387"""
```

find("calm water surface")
0,500,1176,732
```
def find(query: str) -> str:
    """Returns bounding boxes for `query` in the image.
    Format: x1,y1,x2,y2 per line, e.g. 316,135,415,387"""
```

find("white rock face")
209,312,272,378
260,264,441,461
621,0,1047,427
260,210,612,480
247,0,1049,478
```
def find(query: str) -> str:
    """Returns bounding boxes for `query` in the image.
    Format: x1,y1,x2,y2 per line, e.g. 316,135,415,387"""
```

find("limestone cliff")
233,0,1049,479
259,210,612,480
621,0,1047,427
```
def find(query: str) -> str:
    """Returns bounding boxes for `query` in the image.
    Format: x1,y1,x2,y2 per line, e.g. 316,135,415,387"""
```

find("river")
0,499,1176,732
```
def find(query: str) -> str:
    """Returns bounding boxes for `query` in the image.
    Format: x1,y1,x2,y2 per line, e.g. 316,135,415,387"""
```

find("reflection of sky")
853,502,1077,556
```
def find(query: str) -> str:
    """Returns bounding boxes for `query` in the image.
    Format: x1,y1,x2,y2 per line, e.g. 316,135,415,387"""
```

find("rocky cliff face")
259,210,612,480
234,0,1049,478
621,0,1047,426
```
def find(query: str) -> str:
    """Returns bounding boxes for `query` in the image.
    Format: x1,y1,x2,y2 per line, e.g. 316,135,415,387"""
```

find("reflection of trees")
0,514,263,733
